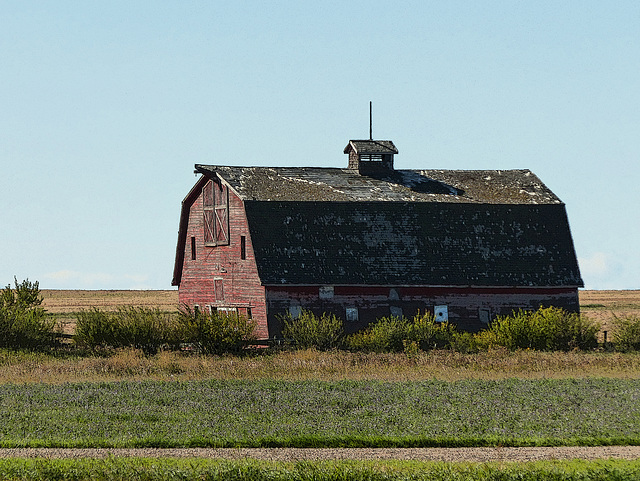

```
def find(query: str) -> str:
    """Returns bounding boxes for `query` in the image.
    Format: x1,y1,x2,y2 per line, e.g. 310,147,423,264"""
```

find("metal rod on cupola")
369,101,373,140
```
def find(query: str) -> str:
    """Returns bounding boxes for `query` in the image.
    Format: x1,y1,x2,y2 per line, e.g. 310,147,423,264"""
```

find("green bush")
0,278,58,349
113,307,178,354
75,307,178,354
346,315,409,352
611,314,640,352
346,312,455,353
281,310,344,350
475,306,599,351
409,312,456,350
177,307,257,355
74,308,117,349
450,331,479,353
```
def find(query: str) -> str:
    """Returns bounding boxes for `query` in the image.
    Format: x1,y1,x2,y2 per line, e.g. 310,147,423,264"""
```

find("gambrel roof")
194,165,562,204
243,201,582,287
172,164,583,288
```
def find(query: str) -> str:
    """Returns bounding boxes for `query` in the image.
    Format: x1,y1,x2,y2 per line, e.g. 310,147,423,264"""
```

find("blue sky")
1,1,638,290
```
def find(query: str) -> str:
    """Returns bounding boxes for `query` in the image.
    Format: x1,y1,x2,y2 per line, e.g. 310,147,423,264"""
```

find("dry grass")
2,348,640,384
40,290,178,313
579,290,640,341
41,289,179,335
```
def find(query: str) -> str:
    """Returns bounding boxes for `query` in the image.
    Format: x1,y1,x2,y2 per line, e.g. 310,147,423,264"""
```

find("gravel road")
1,447,640,462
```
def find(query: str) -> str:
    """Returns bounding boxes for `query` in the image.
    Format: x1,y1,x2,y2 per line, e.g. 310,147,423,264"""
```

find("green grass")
0,458,639,481
1,378,639,448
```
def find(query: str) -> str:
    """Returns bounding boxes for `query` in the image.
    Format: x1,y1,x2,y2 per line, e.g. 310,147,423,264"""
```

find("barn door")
203,180,215,245
214,180,229,245
203,179,229,246
214,181,229,244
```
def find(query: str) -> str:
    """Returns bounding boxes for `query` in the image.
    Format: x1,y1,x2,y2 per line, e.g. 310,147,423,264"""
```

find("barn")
172,138,583,338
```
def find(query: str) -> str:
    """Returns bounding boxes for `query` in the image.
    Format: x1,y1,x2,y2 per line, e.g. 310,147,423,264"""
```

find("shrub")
177,307,257,355
74,308,117,349
611,314,640,352
556,309,600,350
475,306,599,351
112,307,178,354
346,315,409,352
408,312,456,350
346,313,456,353
0,278,58,349
281,310,344,350
75,307,178,354
450,331,479,353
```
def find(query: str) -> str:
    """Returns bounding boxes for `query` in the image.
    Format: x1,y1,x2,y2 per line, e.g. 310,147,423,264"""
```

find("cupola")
344,139,398,175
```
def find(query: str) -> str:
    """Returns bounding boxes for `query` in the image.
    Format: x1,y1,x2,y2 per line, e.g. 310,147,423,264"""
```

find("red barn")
172,138,583,339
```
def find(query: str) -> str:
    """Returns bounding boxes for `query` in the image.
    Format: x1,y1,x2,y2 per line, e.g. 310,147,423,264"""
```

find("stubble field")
579,290,640,339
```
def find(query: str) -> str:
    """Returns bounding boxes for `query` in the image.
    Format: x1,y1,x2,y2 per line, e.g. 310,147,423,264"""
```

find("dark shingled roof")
194,165,563,204
172,165,582,288
344,140,398,154
243,201,582,286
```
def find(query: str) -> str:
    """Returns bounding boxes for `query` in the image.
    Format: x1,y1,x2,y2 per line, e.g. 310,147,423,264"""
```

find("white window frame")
319,286,334,299
288,305,302,319
479,308,491,324
345,307,359,322
217,306,237,316
434,305,448,322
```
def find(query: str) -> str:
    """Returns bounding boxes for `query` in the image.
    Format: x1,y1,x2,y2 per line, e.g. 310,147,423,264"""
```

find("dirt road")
1,447,640,462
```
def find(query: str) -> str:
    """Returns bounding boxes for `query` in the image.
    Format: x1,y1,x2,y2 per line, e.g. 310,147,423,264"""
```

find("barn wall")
178,181,268,339
265,285,580,336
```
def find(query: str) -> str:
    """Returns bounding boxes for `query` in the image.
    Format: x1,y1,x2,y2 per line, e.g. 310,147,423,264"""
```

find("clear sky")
1,1,638,290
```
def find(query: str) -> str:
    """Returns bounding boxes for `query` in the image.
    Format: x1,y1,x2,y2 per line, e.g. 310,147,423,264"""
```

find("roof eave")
171,174,209,287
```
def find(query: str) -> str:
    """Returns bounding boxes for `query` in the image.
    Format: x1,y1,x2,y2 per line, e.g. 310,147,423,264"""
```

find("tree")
0,278,57,349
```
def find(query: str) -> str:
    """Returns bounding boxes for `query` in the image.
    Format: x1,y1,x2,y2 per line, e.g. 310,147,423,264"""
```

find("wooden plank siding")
177,178,269,339
265,285,580,336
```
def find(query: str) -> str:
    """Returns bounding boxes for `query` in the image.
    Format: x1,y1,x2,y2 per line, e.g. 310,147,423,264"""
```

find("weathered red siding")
178,180,268,339
265,285,580,336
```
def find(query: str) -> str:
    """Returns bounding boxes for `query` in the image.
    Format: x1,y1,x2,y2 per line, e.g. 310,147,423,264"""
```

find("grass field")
3,289,638,479
1,378,639,448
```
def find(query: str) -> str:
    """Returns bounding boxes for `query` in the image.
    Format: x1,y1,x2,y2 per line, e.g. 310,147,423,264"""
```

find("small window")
319,286,334,299
246,307,252,319
346,307,359,322
218,307,237,316
193,304,200,315
479,309,491,324
191,236,196,260
434,305,448,322
390,306,403,318
214,278,224,302
289,305,302,319
240,235,246,260
360,153,383,162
